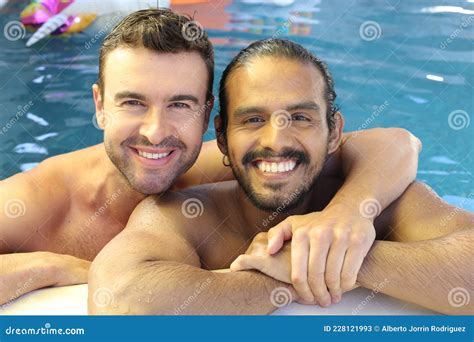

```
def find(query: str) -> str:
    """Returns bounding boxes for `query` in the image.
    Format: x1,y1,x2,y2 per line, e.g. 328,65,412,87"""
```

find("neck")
88,144,147,221
237,185,315,237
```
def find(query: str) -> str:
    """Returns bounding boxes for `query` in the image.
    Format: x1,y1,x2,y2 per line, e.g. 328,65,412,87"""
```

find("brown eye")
245,117,264,124
169,102,190,109
291,113,310,121
123,100,144,107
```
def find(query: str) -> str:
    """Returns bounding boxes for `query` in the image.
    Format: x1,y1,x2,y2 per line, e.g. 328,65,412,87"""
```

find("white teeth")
138,150,171,160
256,160,297,173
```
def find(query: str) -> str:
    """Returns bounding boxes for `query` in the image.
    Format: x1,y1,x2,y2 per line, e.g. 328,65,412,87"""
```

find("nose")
139,107,175,145
258,117,292,151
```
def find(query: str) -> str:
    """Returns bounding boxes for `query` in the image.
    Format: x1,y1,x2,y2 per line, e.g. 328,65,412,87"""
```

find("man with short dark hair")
89,39,473,315
1,10,419,305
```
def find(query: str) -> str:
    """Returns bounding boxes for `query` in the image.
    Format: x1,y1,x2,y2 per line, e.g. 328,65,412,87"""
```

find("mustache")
123,135,187,150
242,147,310,165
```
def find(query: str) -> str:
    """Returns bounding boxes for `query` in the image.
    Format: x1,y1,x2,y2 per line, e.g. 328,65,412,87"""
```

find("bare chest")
38,205,129,261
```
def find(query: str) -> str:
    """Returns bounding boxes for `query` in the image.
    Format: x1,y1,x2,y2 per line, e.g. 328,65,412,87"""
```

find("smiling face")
219,56,341,212
93,47,211,194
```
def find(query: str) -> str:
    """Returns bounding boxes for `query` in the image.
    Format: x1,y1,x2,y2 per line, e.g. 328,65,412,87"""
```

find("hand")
230,232,292,284
265,205,376,306
44,253,91,286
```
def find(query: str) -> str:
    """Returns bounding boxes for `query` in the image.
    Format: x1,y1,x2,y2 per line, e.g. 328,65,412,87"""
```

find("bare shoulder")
375,181,474,241
126,180,239,245
0,145,103,252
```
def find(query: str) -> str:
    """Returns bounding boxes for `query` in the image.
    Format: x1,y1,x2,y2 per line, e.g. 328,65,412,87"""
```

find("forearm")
357,229,473,314
0,252,89,306
89,261,294,315
329,128,421,212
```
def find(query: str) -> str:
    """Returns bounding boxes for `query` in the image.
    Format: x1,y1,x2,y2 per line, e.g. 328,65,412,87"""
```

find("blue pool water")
0,0,472,210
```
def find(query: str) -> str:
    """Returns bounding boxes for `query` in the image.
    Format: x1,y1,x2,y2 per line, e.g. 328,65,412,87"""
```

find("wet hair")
218,38,337,136
98,8,214,101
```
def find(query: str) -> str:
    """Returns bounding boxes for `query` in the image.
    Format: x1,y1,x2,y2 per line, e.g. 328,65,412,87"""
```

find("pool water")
0,0,472,210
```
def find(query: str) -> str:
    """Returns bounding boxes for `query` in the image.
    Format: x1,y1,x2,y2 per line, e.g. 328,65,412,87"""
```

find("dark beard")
229,147,328,212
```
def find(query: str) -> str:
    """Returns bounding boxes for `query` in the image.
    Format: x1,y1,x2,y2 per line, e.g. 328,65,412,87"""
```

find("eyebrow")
114,91,147,102
169,94,199,104
233,101,321,117
286,101,321,113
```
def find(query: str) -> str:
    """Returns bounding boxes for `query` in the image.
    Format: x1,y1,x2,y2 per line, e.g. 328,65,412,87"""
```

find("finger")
230,255,262,272
324,232,349,303
291,230,314,302
340,246,367,293
267,219,293,255
308,230,332,307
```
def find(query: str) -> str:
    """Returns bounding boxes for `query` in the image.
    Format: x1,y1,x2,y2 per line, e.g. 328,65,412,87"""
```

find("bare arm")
263,127,422,306
0,163,90,305
324,127,422,213
88,195,294,315
234,182,473,315
358,229,473,315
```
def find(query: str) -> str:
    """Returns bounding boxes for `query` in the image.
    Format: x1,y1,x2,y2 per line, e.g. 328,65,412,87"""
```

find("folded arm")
0,164,89,305
234,182,474,315
88,195,295,315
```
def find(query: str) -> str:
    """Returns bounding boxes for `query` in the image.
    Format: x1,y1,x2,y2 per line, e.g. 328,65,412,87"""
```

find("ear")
327,111,344,154
214,115,228,156
92,83,106,130
202,96,214,135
